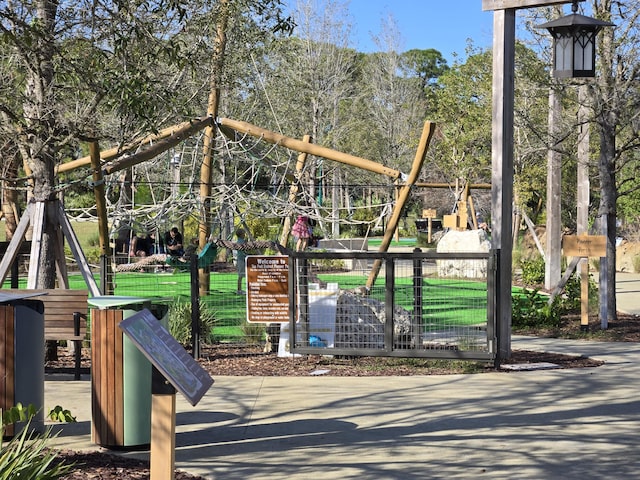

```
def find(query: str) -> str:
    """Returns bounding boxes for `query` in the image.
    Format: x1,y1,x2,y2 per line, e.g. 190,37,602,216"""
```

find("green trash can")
0,292,45,437
89,296,169,449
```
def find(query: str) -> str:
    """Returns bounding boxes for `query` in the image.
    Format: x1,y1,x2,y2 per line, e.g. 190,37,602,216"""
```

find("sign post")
120,309,214,480
422,209,437,243
562,234,606,330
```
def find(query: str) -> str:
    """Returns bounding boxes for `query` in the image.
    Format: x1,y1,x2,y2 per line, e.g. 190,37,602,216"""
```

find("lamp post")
536,0,614,78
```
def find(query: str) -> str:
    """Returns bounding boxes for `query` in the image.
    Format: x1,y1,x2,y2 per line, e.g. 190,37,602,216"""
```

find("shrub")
519,255,545,286
241,322,266,345
168,298,218,345
0,404,75,479
512,288,561,329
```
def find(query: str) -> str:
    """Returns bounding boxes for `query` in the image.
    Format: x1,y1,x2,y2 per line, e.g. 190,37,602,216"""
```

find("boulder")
436,229,491,278
334,291,412,349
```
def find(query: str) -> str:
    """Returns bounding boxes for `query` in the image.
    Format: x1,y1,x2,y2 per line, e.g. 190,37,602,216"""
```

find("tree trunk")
594,0,617,325
597,118,618,324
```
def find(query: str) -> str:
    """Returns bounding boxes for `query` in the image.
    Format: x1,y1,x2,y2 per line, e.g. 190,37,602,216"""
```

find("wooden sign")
246,256,290,323
562,235,606,258
422,209,437,219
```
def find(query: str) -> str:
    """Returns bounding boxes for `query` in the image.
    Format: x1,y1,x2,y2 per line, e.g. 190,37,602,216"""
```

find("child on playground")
292,215,311,251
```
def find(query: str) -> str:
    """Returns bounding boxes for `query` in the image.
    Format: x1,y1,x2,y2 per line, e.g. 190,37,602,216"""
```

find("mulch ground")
44,311,639,479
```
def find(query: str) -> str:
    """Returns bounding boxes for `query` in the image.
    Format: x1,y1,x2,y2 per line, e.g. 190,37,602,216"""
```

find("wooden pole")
56,119,213,174
218,118,403,180
198,0,229,295
90,140,113,294
366,121,436,289
491,8,516,360
150,393,176,480
577,85,591,330
280,136,311,247
545,59,563,290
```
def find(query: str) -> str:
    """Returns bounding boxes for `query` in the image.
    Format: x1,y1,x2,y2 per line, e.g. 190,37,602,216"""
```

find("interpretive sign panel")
246,256,290,323
119,309,213,406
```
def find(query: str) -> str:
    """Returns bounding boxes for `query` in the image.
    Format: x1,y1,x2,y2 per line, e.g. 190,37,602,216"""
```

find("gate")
288,249,496,361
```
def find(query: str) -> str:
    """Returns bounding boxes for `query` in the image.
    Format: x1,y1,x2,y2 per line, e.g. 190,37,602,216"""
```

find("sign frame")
119,309,213,406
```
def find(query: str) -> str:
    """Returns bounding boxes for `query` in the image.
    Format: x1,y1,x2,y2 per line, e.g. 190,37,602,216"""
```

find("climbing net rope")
93,126,395,242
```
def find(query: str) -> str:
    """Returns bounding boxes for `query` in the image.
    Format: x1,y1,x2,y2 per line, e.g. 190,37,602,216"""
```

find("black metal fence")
287,249,496,361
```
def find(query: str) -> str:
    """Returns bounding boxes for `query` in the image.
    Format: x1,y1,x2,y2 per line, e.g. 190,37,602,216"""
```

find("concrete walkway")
46,273,640,479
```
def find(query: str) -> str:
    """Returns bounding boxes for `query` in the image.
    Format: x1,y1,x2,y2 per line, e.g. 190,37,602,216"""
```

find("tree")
589,0,640,323
0,0,293,289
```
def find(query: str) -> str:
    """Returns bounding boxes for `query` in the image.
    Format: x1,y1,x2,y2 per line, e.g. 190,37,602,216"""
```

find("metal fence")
2,246,496,362
287,250,496,361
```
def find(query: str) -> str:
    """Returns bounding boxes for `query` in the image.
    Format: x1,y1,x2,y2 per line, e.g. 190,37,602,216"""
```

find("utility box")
0,292,45,437
89,296,169,449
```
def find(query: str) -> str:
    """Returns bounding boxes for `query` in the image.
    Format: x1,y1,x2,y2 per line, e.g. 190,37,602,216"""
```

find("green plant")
0,405,75,479
512,288,561,329
47,406,76,423
519,255,546,286
240,321,266,344
168,298,218,345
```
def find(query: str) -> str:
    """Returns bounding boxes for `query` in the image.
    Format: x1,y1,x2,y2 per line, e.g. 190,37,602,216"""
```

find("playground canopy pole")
217,117,405,180
365,121,436,290
56,118,213,174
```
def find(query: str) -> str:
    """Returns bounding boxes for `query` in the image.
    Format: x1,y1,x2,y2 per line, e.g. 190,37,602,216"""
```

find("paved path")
46,272,640,479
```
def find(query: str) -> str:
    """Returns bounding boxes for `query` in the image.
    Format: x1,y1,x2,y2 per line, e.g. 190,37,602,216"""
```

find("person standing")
292,215,311,251
164,227,184,257
235,228,247,295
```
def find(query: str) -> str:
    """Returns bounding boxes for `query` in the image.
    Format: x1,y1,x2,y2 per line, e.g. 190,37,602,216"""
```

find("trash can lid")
0,291,46,304
88,295,157,309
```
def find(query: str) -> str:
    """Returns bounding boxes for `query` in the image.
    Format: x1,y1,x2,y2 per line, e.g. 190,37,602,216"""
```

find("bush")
512,288,561,329
241,322,266,344
519,255,545,286
0,404,75,480
168,298,218,345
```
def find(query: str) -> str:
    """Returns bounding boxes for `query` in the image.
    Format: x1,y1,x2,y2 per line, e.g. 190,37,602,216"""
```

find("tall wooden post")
90,140,113,294
280,136,311,248
545,82,562,290
483,0,576,361
198,0,229,295
490,8,516,360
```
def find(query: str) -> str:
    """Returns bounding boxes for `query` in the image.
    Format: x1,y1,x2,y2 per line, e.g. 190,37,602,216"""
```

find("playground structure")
1,116,435,293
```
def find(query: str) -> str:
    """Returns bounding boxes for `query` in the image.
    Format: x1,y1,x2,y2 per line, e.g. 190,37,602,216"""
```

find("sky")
345,1,496,61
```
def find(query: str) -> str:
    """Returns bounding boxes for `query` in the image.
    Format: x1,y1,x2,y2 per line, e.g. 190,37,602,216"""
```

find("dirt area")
616,239,640,272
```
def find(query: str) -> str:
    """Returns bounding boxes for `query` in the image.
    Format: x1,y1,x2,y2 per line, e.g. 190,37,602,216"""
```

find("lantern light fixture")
536,0,614,78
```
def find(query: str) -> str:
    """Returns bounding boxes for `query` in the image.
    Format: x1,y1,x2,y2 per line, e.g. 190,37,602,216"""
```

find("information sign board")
119,309,213,406
562,235,606,257
246,256,290,323
422,209,437,219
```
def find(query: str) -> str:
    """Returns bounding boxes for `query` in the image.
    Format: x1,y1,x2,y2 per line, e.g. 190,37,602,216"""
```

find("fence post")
384,256,394,352
190,255,200,359
412,248,423,349
99,254,107,295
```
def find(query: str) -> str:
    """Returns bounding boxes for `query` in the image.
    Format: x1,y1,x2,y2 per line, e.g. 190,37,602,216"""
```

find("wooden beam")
491,8,516,361
366,121,436,289
218,117,403,180
482,0,579,11
56,119,210,174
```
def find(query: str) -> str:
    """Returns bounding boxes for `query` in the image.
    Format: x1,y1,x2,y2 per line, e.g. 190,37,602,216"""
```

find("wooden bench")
4,289,89,379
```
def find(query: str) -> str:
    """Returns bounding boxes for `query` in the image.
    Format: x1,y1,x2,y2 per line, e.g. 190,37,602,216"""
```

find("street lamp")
536,0,614,78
